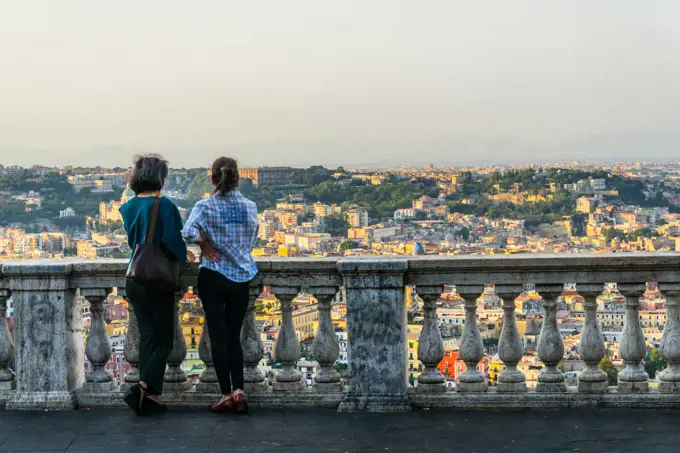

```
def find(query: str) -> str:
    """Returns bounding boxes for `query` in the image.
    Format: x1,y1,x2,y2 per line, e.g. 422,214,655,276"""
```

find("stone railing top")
1,252,679,292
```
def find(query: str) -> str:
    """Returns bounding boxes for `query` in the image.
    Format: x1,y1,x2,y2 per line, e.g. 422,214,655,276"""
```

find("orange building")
437,350,490,382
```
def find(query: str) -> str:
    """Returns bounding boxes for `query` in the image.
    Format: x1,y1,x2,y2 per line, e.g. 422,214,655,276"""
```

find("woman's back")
183,190,259,283
120,196,187,263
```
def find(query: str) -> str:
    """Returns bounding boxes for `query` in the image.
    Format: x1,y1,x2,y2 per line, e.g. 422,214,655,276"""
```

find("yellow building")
181,315,204,350
106,321,128,337
407,323,423,383
488,357,505,385
292,304,318,340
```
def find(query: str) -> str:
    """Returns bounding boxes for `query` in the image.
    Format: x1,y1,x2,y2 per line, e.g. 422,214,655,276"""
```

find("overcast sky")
1,1,679,168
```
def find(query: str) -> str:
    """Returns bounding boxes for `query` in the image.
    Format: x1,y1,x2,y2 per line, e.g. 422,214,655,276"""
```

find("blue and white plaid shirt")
183,190,259,282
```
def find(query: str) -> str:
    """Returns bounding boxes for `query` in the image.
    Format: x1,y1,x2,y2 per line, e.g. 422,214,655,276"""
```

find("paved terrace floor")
0,408,679,453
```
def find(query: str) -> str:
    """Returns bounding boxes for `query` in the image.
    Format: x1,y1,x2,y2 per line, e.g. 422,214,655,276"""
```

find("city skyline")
2,1,680,167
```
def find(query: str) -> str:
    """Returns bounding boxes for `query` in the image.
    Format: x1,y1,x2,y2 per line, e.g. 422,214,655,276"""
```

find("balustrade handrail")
1,251,678,286
1,252,680,412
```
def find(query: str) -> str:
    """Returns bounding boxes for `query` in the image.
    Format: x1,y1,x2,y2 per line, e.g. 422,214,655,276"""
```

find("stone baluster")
416,292,446,393
618,285,648,392
536,288,566,392
337,260,410,412
577,287,608,393
659,289,680,392
164,291,191,392
241,284,267,392
457,288,488,392
5,263,84,410
196,322,219,393
312,293,343,392
496,286,526,392
122,295,140,390
0,290,16,390
273,293,304,391
82,289,116,391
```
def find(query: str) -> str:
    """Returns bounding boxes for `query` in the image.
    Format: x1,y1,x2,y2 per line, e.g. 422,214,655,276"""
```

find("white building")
394,208,417,221
60,207,76,218
590,179,607,191
284,233,333,252
335,331,348,364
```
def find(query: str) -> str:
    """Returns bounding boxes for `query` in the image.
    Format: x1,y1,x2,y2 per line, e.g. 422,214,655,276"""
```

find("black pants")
197,268,250,394
125,280,175,395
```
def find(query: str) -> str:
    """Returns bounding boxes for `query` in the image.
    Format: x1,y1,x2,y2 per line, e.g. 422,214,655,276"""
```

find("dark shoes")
124,383,167,416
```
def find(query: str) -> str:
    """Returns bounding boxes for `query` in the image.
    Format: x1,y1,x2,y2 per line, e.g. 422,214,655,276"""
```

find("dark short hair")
129,154,169,194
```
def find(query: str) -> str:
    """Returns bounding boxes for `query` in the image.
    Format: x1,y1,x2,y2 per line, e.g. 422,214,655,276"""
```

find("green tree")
338,240,359,252
293,166,334,186
645,348,667,379
414,210,428,220
599,356,619,386
325,214,350,237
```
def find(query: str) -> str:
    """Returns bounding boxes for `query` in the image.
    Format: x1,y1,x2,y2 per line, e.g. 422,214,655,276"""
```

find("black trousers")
125,279,175,395
197,268,250,394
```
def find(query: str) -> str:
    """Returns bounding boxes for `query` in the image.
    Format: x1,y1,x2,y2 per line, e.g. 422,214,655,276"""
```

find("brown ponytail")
211,157,239,195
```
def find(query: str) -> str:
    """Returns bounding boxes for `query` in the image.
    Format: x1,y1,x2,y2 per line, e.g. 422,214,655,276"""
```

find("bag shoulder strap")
144,197,162,244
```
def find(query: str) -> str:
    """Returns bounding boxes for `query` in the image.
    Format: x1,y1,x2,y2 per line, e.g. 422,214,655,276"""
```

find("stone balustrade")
0,253,679,412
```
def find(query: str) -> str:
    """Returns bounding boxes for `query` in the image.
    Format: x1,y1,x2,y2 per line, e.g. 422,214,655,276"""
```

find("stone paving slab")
0,408,679,452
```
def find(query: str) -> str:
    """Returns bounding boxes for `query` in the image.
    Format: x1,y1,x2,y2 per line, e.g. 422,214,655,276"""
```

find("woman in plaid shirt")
183,157,259,414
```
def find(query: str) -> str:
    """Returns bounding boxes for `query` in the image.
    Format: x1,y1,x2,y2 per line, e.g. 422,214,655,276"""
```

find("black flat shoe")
141,397,168,416
123,384,142,415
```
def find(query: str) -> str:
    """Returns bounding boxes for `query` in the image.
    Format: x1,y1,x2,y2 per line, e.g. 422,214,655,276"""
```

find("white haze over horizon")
1,1,679,168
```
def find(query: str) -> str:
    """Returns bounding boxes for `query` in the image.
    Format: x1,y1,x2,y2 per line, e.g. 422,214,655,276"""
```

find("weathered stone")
417,292,446,394
496,287,526,393
536,289,566,393
164,296,191,392
618,285,648,393
578,289,608,393
121,292,140,391
196,323,220,394
4,263,83,410
273,294,304,392
337,260,411,412
241,284,267,393
0,289,16,391
82,289,117,392
457,288,488,393
313,293,343,392
660,289,680,393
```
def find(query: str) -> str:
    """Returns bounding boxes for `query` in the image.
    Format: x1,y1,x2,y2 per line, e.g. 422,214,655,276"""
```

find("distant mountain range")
2,131,678,168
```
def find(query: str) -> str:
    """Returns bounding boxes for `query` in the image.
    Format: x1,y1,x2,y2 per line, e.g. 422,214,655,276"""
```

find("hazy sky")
1,1,679,167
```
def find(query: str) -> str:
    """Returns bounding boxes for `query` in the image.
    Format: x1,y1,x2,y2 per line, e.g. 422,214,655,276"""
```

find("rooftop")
3,408,679,453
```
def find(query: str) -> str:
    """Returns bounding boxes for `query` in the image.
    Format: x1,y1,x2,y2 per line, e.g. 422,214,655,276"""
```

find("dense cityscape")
1,160,679,389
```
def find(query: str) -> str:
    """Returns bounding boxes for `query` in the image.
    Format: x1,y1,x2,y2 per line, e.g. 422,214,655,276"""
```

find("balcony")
0,253,679,414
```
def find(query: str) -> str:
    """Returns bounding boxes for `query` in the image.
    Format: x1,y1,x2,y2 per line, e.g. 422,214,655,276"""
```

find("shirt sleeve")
182,202,206,244
161,199,188,263
119,203,133,249
248,204,260,249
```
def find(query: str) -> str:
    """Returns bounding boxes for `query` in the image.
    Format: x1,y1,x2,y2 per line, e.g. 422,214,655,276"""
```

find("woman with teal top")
119,154,194,415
